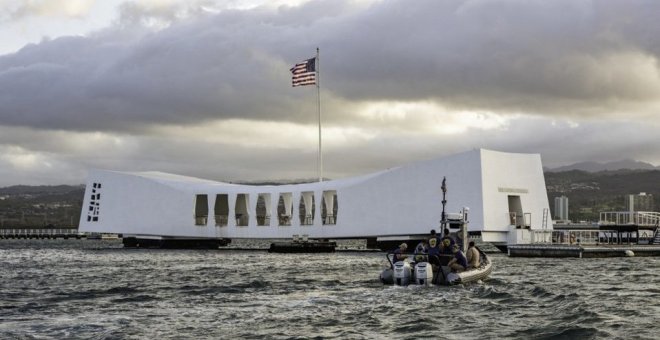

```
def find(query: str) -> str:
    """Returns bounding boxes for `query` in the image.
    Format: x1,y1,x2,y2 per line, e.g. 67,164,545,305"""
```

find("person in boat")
427,229,442,267
413,239,428,262
466,241,480,269
439,238,453,254
440,228,456,254
447,244,468,273
392,243,408,264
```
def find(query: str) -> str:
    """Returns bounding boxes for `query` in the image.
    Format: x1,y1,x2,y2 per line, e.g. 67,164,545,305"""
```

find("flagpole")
316,47,323,182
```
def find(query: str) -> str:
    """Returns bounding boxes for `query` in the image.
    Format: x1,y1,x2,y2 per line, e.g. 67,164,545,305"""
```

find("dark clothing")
413,242,428,262
440,236,456,254
427,236,442,256
428,254,442,268
453,250,468,268
392,248,406,263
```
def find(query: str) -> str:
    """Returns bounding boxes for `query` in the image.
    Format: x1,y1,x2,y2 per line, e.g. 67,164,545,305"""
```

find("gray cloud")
3,114,660,187
2,0,659,133
2,0,660,186
325,0,660,111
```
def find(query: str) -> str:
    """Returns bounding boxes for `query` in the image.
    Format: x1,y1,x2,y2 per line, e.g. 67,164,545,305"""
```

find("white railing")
530,230,553,243
0,228,80,237
530,230,600,245
599,211,660,227
508,212,532,228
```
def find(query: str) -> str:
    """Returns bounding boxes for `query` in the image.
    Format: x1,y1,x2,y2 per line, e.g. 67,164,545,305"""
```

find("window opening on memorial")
278,193,292,226
235,193,249,226
256,193,271,226
321,190,338,225
214,194,229,227
508,195,524,228
299,192,315,225
194,194,209,226
87,182,102,222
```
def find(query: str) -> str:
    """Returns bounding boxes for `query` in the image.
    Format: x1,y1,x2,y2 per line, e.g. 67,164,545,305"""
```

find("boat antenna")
441,176,447,236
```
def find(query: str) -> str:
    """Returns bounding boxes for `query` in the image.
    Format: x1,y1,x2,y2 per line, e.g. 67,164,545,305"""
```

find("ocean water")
1,239,658,340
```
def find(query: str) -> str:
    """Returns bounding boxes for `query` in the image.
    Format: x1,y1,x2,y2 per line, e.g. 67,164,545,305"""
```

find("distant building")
554,195,569,221
624,192,654,212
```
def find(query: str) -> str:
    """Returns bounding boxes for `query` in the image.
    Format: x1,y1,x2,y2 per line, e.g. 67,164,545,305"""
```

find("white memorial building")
79,149,553,248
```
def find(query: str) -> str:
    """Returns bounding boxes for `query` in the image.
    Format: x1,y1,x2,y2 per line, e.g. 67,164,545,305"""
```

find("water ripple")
0,240,658,339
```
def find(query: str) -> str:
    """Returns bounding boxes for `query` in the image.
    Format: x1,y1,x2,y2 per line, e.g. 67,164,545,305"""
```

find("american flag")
290,57,317,87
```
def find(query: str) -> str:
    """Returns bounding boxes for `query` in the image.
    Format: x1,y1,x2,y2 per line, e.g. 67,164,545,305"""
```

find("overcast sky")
1,0,659,186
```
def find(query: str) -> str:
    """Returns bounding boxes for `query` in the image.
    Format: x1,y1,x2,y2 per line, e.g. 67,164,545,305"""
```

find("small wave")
602,286,623,291
234,279,271,289
110,294,159,303
290,278,318,285
0,304,18,310
473,286,516,301
48,290,104,303
177,280,274,295
550,294,571,302
318,279,346,287
16,301,49,313
530,286,554,298
193,266,222,272
311,318,341,327
536,326,606,340
178,284,203,291
105,286,140,294
391,318,439,334
484,277,509,286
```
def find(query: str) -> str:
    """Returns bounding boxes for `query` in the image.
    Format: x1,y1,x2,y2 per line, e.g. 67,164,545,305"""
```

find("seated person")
413,240,428,262
440,228,456,254
414,240,428,254
447,244,468,273
391,243,408,264
427,230,442,266
439,238,454,254
466,241,480,269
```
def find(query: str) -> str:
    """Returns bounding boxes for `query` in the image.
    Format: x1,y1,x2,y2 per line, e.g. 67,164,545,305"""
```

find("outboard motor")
414,262,433,285
392,262,412,286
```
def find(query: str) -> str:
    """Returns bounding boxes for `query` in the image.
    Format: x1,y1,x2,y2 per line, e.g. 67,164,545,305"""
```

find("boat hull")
381,248,492,286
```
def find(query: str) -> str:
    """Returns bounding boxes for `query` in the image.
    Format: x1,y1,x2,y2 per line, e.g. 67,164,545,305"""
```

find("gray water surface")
1,239,658,339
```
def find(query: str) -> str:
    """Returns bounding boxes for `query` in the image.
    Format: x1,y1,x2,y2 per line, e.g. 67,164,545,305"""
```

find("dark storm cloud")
325,0,660,109
1,0,659,133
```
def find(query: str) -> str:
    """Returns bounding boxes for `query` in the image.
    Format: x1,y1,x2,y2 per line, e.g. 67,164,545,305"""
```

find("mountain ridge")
546,159,658,173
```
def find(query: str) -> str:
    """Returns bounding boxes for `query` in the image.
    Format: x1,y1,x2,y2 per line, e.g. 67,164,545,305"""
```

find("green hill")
545,169,660,221
0,185,85,228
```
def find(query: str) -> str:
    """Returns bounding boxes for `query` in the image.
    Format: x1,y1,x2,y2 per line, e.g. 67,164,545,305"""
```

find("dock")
268,240,337,253
507,211,660,257
508,244,660,258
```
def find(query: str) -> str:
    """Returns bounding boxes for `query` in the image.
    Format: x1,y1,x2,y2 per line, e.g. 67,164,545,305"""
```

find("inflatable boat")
379,247,492,286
